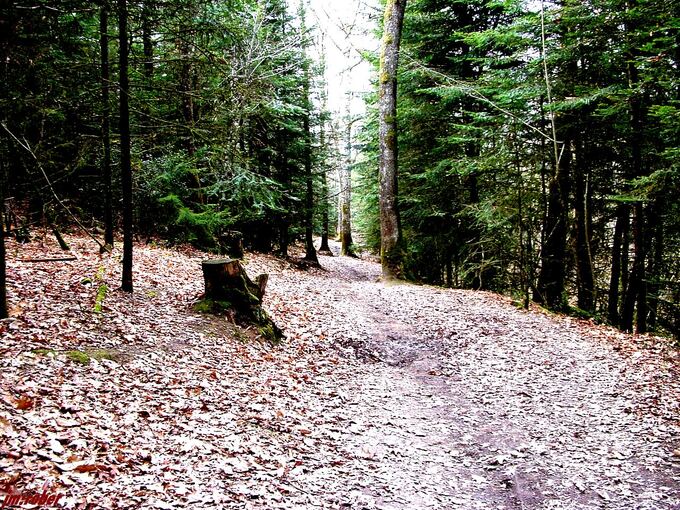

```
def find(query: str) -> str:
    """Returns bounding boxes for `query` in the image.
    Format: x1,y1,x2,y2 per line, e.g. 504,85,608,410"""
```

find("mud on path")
261,243,680,509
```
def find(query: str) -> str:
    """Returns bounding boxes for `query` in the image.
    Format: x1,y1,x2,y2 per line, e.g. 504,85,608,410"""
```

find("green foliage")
94,284,108,314
65,350,92,365
193,299,232,314
32,349,57,357
65,349,118,365
2,0,331,258
355,0,679,336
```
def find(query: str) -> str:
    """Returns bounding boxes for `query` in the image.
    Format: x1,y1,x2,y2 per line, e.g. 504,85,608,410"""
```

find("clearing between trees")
1,236,679,509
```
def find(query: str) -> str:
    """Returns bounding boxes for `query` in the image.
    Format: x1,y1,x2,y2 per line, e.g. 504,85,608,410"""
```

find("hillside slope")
1,236,679,509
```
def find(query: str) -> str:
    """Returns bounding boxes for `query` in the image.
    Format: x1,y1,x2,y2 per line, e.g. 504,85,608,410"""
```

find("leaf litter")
1,235,679,509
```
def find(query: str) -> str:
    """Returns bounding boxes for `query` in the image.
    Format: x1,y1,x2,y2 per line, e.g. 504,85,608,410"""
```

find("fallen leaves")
1,235,679,509
14,395,34,411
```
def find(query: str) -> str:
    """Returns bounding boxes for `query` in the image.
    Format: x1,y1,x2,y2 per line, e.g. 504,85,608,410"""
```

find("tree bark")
607,204,628,325
536,139,571,311
277,140,289,258
302,56,318,264
340,118,355,257
140,0,154,154
621,203,645,332
0,163,7,319
319,169,331,252
646,204,663,331
319,109,331,253
573,139,595,311
535,1,570,311
620,32,647,333
378,0,407,279
100,4,114,249
119,0,133,292
142,1,154,79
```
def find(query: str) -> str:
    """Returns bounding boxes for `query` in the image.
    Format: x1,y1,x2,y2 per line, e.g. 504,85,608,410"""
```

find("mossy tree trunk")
378,0,407,279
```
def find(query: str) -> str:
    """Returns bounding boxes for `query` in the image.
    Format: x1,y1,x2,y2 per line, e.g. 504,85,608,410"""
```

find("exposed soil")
262,242,680,509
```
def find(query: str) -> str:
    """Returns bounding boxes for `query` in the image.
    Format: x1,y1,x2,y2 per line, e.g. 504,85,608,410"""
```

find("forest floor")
1,235,679,509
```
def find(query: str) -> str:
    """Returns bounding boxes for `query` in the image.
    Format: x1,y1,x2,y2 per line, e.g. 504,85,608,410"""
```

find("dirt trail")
262,243,680,509
2,237,679,510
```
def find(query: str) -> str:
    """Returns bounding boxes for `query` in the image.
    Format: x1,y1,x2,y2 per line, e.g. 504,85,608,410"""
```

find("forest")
1,0,678,337
1,0,679,508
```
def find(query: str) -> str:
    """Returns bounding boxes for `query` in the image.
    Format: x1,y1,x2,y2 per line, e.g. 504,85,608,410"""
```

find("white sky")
306,0,380,116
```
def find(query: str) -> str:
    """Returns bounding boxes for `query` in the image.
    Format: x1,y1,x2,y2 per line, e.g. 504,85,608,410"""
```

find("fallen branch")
20,257,77,263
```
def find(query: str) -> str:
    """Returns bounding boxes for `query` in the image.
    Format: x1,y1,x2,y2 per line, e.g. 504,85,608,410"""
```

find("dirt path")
2,237,679,509
261,243,680,509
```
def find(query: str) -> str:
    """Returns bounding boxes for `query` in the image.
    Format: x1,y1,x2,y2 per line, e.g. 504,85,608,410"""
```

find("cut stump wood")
200,258,283,343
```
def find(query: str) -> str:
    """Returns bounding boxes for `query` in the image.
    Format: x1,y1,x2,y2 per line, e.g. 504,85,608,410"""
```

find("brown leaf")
15,395,34,410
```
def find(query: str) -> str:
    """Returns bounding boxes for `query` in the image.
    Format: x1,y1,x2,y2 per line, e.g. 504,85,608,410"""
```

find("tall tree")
340,115,357,257
119,0,133,292
535,0,571,311
318,109,332,254
0,162,7,320
101,2,114,249
300,2,318,264
318,39,332,254
378,0,407,279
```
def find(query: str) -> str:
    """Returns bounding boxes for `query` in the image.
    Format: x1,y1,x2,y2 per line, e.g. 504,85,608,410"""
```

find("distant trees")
357,0,680,337
0,0,335,300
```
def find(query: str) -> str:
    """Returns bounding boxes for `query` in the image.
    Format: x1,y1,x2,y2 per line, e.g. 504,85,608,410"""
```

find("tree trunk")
536,139,571,311
302,61,318,264
0,163,7,319
573,139,595,311
608,204,628,325
535,2,570,311
319,110,331,254
646,204,663,331
179,34,195,155
319,168,331,253
140,0,154,154
202,259,267,304
621,203,645,332
142,1,154,79
620,37,647,333
336,161,343,241
340,118,355,257
619,205,630,319
277,140,290,258
119,0,133,293
378,0,407,279
101,4,114,249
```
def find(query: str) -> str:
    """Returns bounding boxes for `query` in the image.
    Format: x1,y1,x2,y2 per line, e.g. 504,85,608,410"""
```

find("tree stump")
199,259,283,343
